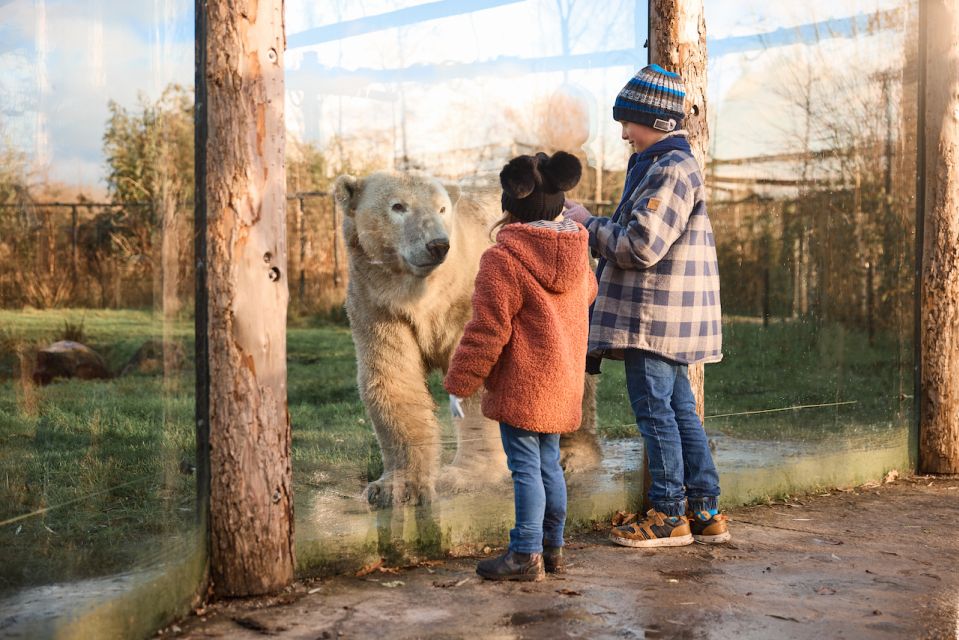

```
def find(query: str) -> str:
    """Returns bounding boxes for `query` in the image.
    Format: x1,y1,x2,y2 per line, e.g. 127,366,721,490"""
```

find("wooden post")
649,0,709,421
203,0,294,595
919,0,959,473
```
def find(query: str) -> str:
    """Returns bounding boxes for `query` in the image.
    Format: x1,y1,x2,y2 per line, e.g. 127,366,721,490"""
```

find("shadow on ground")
168,476,959,640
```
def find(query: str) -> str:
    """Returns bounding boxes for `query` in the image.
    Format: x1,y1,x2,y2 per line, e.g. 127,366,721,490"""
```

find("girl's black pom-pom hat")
499,150,582,222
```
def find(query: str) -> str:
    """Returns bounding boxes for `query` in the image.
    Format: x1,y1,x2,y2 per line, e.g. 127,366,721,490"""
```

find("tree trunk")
919,0,959,473
204,0,293,596
649,0,709,421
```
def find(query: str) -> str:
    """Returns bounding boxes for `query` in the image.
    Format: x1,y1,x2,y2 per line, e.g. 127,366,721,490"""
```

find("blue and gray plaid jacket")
582,135,722,365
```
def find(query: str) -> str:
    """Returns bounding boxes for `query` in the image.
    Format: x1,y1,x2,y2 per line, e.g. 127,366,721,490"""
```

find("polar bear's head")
334,171,461,277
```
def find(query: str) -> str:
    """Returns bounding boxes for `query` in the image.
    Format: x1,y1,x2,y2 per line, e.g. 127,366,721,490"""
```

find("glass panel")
286,0,918,571
284,0,649,569
704,0,917,502
0,1,202,636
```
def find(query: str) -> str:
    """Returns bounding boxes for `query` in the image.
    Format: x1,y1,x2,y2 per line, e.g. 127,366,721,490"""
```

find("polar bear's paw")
559,437,603,473
436,463,509,495
364,474,436,508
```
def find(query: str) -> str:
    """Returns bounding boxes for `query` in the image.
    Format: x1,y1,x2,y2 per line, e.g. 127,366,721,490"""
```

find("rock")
120,339,185,376
33,341,111,385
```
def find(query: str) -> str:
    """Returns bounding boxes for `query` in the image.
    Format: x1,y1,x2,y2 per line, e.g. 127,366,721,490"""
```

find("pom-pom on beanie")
499,151,582,222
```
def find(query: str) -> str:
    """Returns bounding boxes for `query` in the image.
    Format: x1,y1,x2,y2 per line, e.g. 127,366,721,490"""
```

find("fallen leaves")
354,559,383,577
355,558,401,577
768,614,802,623
433,577,471,589
611,510,637,526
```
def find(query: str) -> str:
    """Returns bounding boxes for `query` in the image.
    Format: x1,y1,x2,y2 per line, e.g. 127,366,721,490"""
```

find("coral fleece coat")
444,222,597,434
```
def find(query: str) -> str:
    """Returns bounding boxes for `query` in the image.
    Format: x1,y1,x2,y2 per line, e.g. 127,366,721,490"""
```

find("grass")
704,317,913,440
0,309,913,596
588,317,912,442
0,310,198,596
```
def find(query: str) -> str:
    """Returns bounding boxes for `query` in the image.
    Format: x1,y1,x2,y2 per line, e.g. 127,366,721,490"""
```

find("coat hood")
495,222,591,293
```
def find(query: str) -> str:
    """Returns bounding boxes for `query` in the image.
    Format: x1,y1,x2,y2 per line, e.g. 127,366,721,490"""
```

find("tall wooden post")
202,0,294,595
649,0,709,422
919,0,959,473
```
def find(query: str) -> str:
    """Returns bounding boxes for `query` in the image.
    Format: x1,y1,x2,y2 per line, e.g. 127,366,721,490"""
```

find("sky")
0,0,909,190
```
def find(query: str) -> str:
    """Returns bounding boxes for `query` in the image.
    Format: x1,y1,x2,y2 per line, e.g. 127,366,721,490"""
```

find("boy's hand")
449,394,466,419
563,198,591,225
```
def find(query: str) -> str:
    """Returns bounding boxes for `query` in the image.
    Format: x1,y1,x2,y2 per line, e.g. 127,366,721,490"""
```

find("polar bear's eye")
439,206,446,214
391,203,406,213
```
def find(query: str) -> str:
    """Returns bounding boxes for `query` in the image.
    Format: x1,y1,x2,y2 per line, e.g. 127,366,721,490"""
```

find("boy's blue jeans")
499,422,567,554
624,350,721,517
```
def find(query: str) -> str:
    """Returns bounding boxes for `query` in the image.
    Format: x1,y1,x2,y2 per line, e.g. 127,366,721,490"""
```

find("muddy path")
167,476,959,640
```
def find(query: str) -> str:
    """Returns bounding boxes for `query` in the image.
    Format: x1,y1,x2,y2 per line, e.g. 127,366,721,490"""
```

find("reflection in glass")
0,1,201,636
284,0,918,570
704,1,917,499
283,0,647,569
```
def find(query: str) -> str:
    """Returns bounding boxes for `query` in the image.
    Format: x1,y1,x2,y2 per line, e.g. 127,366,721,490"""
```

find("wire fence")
0,193,347,315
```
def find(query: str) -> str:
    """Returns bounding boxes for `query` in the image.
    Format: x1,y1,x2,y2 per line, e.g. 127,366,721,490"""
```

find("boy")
564,64,730,547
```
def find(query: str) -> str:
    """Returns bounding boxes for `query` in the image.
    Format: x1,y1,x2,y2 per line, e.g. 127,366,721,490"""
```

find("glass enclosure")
704,0,917,501
284,0,918,572
284,0,649,569
0,1,201,637
0,0,920,633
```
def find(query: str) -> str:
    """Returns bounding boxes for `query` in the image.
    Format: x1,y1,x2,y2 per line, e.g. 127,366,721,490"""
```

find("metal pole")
71,205,79,294
297,196,306,301
194,0,211,535
332,195,341,287
913,0,927,471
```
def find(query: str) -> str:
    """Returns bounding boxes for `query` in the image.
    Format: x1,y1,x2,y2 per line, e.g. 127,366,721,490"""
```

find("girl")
444,150,596,581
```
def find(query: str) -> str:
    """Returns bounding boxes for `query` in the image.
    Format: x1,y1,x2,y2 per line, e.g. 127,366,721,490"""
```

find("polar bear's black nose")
426,238,450,262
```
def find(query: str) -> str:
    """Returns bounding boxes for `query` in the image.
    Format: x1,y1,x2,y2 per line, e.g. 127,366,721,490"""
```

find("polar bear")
334,170,601,508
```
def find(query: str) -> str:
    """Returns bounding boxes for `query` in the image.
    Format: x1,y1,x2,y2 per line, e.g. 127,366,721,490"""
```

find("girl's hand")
564,199,591,225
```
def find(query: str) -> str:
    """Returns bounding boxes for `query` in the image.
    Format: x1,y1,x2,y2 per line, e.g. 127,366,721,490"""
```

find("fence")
0,193,348,316
0,183,912,334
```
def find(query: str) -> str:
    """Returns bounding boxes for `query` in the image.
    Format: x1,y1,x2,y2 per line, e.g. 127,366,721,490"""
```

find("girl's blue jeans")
498,422,567,554
624,350,721,517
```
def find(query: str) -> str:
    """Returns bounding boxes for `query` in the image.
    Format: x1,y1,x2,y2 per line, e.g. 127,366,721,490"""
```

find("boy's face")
619,121,665,153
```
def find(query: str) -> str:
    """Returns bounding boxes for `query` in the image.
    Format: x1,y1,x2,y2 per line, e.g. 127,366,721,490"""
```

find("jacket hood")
495,223,591,293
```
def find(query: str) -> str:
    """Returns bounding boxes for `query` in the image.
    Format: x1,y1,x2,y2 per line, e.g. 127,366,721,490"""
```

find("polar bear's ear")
445,183,461,208
333,174,361,216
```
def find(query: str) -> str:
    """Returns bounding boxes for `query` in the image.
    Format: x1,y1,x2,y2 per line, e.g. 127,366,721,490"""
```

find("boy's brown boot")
687,509,731,543
543,545,565,574
609,509,693,548
476,550,545,582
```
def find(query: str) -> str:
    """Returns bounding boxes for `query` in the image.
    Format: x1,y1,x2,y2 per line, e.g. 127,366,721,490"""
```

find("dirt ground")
166,476,959,640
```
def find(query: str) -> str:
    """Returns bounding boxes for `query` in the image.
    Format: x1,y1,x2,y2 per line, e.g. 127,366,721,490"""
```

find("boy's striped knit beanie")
613,64,686,132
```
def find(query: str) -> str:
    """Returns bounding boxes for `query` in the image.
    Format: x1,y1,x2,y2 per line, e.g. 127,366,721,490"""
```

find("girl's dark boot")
476,550,545,581
543,545,565,573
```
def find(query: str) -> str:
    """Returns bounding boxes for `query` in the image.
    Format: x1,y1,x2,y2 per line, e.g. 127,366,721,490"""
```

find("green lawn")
0,310,197,595
0,309,913,595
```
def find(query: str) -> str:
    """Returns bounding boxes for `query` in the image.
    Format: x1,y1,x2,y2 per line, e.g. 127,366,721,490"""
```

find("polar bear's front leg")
436,393,509,494
354,324,441,508
560,374,602,472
